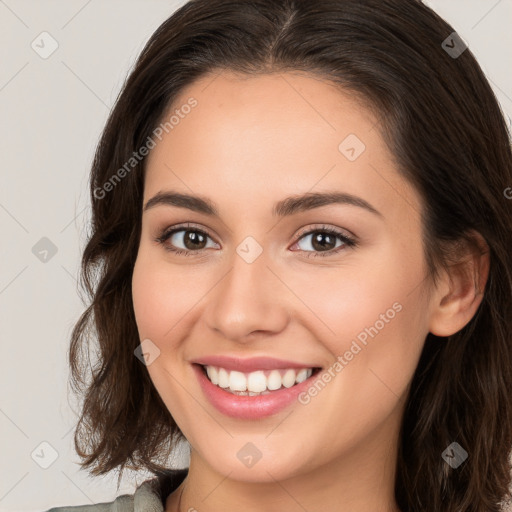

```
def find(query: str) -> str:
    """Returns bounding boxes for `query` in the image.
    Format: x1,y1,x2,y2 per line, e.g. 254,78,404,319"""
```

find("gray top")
44,469,188,512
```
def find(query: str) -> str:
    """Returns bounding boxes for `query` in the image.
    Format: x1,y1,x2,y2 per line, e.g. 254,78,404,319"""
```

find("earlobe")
428,232,490,337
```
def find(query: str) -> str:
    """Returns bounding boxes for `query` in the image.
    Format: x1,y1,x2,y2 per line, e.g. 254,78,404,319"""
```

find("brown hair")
69,0,512,509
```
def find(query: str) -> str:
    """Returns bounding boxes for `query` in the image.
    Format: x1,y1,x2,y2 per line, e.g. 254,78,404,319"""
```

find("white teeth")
267,370,282,391
229,370,247,391
282,369,296,388
295,368,309,383
217,368,230,388
206,366,219,385
203,365,315,394
247,371,267,392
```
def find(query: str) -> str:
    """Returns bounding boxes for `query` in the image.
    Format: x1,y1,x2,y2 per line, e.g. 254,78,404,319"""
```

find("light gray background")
0,1,511,511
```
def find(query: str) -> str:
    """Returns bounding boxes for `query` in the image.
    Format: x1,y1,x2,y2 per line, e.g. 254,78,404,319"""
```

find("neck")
169,417,402,512
166,394,403,512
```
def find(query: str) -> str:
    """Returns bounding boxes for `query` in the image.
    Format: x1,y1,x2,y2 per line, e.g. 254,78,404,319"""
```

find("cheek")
288,240,426,348
286,264,428,464
131,251,199,424
289,239,429,399
131,250,199,342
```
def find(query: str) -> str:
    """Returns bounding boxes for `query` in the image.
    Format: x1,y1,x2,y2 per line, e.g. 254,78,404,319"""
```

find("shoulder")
44,491,135,512
43,484,146,512
44,468,188,512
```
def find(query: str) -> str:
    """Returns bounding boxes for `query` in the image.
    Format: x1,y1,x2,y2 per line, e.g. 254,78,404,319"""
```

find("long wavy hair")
68,0,512,510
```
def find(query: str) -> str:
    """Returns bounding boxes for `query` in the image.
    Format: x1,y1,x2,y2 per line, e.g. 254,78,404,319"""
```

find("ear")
428,231,490,337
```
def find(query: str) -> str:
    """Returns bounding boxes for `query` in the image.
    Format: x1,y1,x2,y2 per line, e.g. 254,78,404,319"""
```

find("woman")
46,0,512,511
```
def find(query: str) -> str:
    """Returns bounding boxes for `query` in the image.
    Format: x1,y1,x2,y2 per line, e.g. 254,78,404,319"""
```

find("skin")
131,70,489,512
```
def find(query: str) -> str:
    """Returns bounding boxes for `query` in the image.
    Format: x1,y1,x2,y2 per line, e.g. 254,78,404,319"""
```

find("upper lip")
191,355,321,373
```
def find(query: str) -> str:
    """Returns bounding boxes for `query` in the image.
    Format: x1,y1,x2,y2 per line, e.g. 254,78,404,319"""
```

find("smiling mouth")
198,364,322,396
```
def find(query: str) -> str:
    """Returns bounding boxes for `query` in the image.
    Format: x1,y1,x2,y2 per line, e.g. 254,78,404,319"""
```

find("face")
132,70,434,482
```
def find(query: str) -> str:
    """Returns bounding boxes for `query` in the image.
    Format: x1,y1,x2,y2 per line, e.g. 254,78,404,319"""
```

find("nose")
202,244,289,343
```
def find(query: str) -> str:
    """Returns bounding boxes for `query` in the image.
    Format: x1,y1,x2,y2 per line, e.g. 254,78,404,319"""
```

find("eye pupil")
312,232,336,251
184,231,207,250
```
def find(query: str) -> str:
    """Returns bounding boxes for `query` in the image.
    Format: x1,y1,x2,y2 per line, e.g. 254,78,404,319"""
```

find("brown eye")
174,230,208,250
300,231,339,252
155,224,357,258
292,226,357,258
155,225,219,254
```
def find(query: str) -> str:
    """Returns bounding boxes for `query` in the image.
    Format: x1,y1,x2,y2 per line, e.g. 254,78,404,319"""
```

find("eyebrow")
143,190,383,219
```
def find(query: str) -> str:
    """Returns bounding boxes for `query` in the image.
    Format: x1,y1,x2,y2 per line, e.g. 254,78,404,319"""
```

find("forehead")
160,70,378,157
143,70,421,224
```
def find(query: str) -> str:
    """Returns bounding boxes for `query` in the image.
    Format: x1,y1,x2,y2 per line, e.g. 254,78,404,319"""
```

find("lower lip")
193,364,320,419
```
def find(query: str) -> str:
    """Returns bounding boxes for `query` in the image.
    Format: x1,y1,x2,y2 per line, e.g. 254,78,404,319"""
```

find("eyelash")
154,222,358,258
